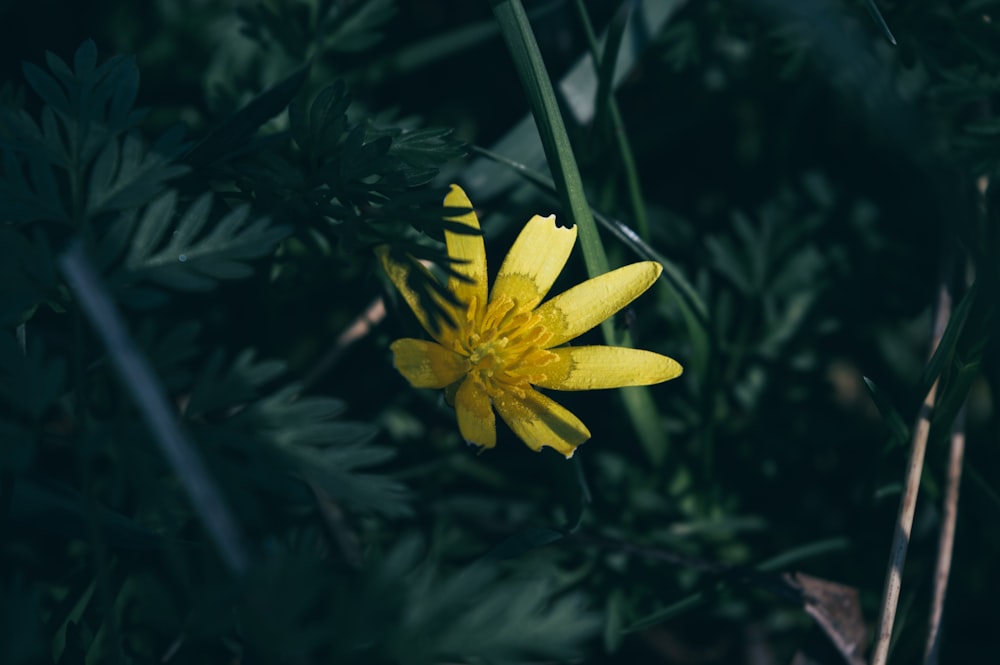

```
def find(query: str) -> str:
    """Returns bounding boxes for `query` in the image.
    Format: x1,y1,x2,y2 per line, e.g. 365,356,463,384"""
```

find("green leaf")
238,385,409,517
862,376,911,447
186,64,310,168
0,146,70,224
21,61,68,114
73,39,98,77
86,129,189,216
184,348,410,517
325,0,397,53
369,537,601,665
116,190,290,294
187,348,286,416
290,79,351,157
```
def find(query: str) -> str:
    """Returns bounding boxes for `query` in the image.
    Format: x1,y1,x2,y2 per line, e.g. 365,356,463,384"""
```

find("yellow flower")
378,184,683,458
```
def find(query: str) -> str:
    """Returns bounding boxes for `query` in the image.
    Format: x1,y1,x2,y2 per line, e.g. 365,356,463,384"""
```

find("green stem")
571,0,651,240
488,2,683,462
489,0,614,340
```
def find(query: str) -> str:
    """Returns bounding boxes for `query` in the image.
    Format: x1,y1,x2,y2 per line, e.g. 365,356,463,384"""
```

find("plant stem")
489,0,612,338
570,0,651,240
923,405,965,665
870,282,951,665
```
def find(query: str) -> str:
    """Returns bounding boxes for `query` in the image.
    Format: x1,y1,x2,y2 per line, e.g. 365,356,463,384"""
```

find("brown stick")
301,296,387,390
870,283,951,665
923,406,966,665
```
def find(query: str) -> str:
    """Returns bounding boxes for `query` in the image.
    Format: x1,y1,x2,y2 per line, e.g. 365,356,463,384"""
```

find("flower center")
464,294,557,392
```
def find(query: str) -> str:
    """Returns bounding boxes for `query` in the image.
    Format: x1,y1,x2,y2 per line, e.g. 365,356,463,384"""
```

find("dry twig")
870,283,951,665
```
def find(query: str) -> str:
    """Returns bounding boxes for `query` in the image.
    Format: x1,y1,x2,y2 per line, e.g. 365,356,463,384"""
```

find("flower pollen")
462,293,557,396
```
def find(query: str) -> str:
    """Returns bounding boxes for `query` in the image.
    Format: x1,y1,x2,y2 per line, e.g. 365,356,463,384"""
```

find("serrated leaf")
125,190,177,262
186,349,286,416
0,146,69,225
186,64,309,168
182,350,409,517
378,549,600,664
233,385,408,516
118,191,289,293
73,39,98,77
21,61,69,113
325,0,397,53
86,131,188,216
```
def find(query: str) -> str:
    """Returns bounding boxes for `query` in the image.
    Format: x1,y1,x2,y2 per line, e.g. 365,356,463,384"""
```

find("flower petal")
493,387,590,458
531,346,683,390
491,214,576,312
376,245,457,346
535,261,663,347
444,184,488,327
390,339,469,388
455,377,496,449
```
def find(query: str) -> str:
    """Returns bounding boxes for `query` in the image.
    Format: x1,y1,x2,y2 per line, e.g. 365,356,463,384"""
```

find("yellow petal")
455,377,496,449
376,245,457,346
444,184,488,326
492,387,590,458
531,346,683,390
390,339,469,388
491,214,576,312
535,261,662,347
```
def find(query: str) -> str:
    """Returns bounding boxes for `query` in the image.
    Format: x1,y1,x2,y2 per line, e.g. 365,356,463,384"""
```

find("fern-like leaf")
183,350,409,517
113,190,290,294
86,128,189,216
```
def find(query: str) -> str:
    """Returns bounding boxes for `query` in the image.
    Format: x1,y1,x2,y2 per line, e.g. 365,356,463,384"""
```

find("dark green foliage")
0,27,583,665
2,1,1000,664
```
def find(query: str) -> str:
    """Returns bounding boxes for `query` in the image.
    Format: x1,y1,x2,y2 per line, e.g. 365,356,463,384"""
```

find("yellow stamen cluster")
462,294,557,398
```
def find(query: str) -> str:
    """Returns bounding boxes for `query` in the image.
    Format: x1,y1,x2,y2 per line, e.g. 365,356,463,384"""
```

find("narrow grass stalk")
571,0,651,240
490,0,672,461
60,239,250,576
489,0,611,293
870,283,951,665
924,405,966,665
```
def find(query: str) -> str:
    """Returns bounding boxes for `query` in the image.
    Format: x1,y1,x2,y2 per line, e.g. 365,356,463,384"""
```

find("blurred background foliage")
1,0,998,663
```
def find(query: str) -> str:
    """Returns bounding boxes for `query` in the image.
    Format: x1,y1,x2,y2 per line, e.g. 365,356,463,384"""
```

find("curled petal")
531,346,683,390
456,377,496,449
390,339,469,388
444,185,488,327
493,387,590,457
491,214,576,313
535,261,662,347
